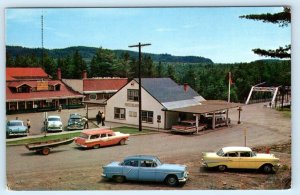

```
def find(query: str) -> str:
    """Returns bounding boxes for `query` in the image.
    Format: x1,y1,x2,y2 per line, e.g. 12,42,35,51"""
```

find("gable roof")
6,80,83,101
134,78,203,103
6,67,49,80
83,78,128,93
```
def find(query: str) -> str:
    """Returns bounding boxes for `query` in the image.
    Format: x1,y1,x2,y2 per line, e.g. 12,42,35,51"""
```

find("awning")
167,100,243,114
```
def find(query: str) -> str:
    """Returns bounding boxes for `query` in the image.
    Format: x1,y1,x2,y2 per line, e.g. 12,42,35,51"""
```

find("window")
114,107,126,119
129,111,137,117
240,152,251,157
124,160,139,167
142,110,153,123
226,152,238,157
89,94,97,100
127,89,139,101
140,160,156,167
90,134,99,139
100,134,107,138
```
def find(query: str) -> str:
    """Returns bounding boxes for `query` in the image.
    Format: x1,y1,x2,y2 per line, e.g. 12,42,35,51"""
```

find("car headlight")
60,124,63,127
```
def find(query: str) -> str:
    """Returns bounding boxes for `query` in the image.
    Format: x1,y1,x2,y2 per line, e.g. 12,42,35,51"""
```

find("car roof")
48,115,60,118
222,146,252,153
8,120,23,123
81,129,113,135
124,155,158,161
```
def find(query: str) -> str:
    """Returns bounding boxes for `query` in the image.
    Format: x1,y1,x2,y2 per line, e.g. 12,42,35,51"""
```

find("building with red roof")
6,67,84,113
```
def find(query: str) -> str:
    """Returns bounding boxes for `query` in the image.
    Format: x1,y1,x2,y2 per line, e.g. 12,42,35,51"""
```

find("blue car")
6,120,28,138
102,155,188,186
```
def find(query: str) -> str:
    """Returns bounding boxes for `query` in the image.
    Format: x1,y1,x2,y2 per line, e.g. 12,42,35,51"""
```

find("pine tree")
72,50,87,79
240,7,291,58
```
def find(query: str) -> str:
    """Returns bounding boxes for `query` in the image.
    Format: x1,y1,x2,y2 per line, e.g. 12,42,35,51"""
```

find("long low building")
6,67,84,114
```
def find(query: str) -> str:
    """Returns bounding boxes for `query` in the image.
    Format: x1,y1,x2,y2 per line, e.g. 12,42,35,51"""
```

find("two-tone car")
45,115,63,132
6,120,29,138
202,146,280,173
74,129,129,149
102,155,188,186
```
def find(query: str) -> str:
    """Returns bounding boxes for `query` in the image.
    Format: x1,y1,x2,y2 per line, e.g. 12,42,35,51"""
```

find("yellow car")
202,146,280,173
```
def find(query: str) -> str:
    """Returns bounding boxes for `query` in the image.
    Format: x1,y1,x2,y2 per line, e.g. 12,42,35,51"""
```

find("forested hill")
6,45,214,64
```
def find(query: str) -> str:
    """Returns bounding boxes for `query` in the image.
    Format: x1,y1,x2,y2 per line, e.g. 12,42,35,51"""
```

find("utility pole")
128,42,151,131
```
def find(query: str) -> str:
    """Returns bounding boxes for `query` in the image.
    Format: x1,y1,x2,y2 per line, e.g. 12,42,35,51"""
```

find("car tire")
114,175,125,183
262,164,273,174
42,147,50,155
165,175,179,187
93,144,100,149
218,165,227,172
119,139,126,145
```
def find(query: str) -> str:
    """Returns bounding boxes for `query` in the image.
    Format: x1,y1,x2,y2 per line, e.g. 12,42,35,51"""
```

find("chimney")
57,68,61,80
82,70,87,79
183,83,188,92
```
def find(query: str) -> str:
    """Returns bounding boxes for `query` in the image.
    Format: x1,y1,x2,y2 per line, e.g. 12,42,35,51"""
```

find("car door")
99,133,109,146
239,151,256,169
138,160,156,181
122,160,139,181
224,152,240,168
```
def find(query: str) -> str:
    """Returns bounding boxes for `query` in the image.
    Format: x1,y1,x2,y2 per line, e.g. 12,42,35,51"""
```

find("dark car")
67,113,84,130
202,115,230,129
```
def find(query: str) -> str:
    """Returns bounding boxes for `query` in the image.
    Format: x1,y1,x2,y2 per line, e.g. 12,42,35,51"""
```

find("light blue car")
6,120,28,138
102,155,188,186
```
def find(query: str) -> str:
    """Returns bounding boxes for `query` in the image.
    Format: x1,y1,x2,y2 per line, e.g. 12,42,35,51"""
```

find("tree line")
6,48,290,103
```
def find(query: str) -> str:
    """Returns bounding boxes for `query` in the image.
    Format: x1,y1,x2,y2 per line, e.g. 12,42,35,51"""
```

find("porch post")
196,114,199,133
212,112,216,129
226,109,229,126
25,101,27,110
17,101,19,110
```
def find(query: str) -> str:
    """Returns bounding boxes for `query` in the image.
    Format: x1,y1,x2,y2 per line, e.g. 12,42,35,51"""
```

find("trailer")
25,137,74,155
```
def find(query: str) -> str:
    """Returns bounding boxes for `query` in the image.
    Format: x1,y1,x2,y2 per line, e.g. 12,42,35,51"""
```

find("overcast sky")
5,7,291,63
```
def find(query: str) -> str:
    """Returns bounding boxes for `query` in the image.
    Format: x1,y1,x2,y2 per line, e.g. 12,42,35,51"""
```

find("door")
238,151,257,169
122,160,139,180
99,133,109,146
225,152,240,168
138,160,156,181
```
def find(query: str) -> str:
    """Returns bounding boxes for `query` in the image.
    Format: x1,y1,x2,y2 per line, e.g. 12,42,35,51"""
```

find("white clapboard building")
105,78,205,129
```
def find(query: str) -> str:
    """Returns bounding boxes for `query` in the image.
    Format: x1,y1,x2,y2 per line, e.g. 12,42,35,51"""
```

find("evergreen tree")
43,52,57,79
240,7,291,58
72,50,87,79
6,53,15,67
155,61,164,77
90,47,115,77
166,64,177,81
114,52,131,77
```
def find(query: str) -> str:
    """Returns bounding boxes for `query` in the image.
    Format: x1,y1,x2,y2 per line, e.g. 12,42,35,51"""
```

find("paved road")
6,103,291,190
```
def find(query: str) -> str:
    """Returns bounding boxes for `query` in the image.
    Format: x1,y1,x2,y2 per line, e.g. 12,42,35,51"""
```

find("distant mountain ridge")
6,45,214,64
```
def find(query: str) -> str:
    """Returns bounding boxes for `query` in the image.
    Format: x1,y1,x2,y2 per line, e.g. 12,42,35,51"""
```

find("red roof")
6,67,49,80
83,78,128,92
6,80,84,101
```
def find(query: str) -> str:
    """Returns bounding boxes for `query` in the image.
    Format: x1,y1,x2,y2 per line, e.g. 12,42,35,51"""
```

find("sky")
5,7,291,63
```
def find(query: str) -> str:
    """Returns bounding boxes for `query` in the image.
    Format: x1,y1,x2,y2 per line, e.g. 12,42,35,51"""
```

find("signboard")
125,103,139,107
37,81,49,91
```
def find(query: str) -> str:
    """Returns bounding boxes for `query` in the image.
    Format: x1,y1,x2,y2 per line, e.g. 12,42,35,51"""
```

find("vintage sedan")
102,155,188,186
171,120,206,134
67,113,84,130
45,115,63,132
74,129,129,149
202,146,280,173
6,120,28,138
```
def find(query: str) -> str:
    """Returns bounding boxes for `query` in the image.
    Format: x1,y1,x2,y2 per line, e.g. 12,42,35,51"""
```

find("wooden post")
244,128,247,146
225,109,229,126
196,114,199,133
212,112,216,130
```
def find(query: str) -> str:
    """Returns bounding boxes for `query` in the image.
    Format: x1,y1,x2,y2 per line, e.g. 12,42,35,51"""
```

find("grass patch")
112,126,154,135
276,107,291,118
6,132,81,146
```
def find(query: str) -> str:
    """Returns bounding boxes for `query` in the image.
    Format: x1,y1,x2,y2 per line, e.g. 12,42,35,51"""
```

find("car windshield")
79,133,89,139
48,118,60,121
154,157,162,165
216,149,225,156
69,118,81,123
8,121,23,126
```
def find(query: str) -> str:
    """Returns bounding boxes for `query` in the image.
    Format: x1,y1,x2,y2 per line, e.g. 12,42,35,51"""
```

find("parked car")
102,155,188,186
171,120,206,134
67,113,84,130
202,115,230,129
45,115,63,132
74,129,129,149
6,120,28,138
202,146,280,173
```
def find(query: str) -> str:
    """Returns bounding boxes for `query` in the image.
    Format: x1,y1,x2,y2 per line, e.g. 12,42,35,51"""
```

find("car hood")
7,126,27,132
104,161,121,167
159,164,186,172
48,121,62,126
202,152,219,158
256,153,278,159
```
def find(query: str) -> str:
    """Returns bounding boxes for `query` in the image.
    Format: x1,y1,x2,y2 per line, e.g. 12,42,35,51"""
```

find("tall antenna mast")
41,11,44,67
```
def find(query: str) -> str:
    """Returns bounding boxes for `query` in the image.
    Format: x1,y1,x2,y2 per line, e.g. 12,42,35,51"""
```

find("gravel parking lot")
6,103,291,190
